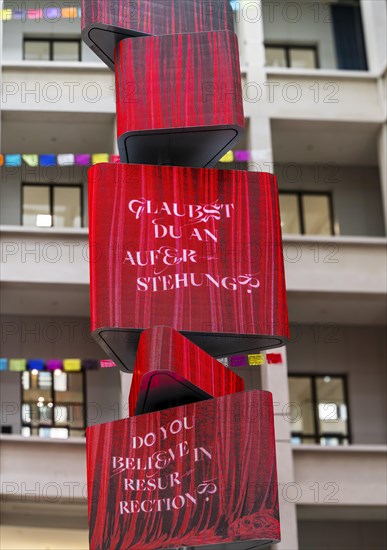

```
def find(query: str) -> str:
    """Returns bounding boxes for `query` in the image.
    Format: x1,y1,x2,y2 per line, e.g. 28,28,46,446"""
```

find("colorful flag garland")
0,151,252,167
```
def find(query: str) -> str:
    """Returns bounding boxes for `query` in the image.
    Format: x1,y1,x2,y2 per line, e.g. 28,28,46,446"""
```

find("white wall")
298,519,387,550
262,0,337,69
0,372,22,434
2,1,100,64
0,166,89,226
0,526,89,550
276,164,385,237
287,325,387,445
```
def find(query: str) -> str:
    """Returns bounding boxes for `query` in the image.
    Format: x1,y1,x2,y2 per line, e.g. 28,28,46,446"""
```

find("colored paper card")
82,0,234,70
217,357,229,367
129,327,244,416
61,7,78,18
27,359,45,371
109,154,120,163
5,154,22,167
75,154,91,166
82,359,99,370
88,164,289,371
0,359,8,371
91,153,109,165
229,355,247,367
116,31,244,168
235,150,250,162
9,359,27,372
12,10,25,20
40,155,56,167
87,391,280,550
46,359,63,371
267,353,283,365
57,154,75,166
22,154,39,167
220,150,234,163
0,155,4,166
27,9,43,20
100,359,116,368
0,9,12,21
248,354,265,366
63,359,82,372
44,7,61,19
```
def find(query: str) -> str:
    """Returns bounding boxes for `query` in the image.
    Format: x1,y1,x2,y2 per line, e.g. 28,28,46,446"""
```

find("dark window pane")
265,47,287,67
53,187,82,227
53,41,80,62
289,48,316,69
316,376,348,438
24,40,50,61
288,377,315,435
23,186,51,227
279,194,301,234
56,373,83,404
302,194,332,235
53,371,68,392
22,372,53,405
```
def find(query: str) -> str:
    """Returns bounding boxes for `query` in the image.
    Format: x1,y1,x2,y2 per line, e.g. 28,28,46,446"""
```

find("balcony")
1,227,385,323
1,62,115,114
284,235,387,325
293,444,387,509
0,435,87,501
242,70,385,123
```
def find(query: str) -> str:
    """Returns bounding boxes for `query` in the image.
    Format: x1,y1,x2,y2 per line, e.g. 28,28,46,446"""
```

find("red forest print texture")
86,391,280,550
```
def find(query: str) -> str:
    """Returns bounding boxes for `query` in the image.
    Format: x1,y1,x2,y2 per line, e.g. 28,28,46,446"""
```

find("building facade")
1,1,386,549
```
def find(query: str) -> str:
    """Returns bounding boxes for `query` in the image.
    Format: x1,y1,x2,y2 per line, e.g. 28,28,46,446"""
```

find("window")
288,374,351,445
22,184,83,228
279,191,335,236
265,45,318,69
21,371,86,439
24,38,81,62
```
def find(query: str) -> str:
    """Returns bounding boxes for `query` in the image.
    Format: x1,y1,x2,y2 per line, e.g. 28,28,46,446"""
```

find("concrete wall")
287,325,387,445
0,314,123,429
298,519,387,550
276,164,385,238
2,1,99,64
0,372,22,434
0,167,89,226
0,368,122,433
262,0,337,69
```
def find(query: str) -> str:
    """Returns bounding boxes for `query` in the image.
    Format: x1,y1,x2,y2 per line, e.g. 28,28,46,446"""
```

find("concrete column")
378,122,387,235
262,346,299,550
0,11,3,152
360,0,387,74
119,371,132,419
237,0,274,171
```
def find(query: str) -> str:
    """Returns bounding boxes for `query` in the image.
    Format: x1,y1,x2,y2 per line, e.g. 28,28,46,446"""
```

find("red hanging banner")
82,0,234,69
129,326,244,416
86,390,280,550
88,163,289,371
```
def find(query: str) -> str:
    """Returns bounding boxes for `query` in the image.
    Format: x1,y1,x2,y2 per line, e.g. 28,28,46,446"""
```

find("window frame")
279,190,335,236
264,43,319,69
21,370,87,438
21,183,84,228
288,373,352,445
23,37,82,62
